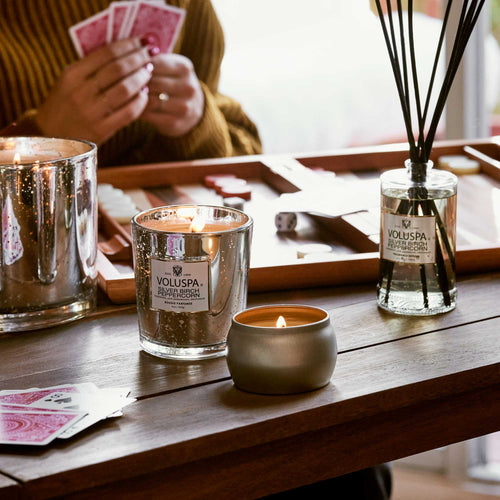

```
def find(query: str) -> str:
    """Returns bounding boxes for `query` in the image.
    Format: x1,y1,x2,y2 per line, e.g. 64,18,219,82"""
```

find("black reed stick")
375,0,485,162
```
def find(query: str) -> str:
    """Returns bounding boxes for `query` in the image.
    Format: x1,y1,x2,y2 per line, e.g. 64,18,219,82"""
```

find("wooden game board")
96,138,500,303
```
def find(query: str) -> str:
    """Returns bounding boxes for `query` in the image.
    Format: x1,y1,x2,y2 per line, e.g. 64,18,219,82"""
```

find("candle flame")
177,207,197,219
189,217,205,233
13,153,20,165
276,315,287,328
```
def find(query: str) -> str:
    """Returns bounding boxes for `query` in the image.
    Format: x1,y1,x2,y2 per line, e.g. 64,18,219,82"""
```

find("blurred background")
213,0,500,154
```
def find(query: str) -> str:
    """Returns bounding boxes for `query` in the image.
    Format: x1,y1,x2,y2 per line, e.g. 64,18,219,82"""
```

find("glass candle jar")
132,205,253,360
0,137,97,332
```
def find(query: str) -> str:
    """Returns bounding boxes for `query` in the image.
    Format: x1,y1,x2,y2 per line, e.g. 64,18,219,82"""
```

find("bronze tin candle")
226,305,337,394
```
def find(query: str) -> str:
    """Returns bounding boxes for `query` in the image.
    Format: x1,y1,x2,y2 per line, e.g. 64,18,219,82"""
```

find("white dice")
275,212,297,232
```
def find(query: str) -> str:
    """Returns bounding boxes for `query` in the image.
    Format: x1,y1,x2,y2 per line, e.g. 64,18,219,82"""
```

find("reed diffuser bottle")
378,160,457,315
373,0,485,315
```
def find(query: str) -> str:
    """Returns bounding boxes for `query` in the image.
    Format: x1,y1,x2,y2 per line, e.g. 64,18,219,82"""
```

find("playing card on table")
58,390,135,439
0,410,85,445
69,9,111,57
127,1,185,53
0,384,134,443
0,403,67,413
0,383,94,406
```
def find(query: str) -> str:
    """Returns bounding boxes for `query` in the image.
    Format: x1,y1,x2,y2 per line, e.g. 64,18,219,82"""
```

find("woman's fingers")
98,63,153,117
71,37,147,80
150,53,193,77
92,45,154,94
143,94,188,116
147,74,196,98
139,53,204,138
36,36,156,145
100,87,150,139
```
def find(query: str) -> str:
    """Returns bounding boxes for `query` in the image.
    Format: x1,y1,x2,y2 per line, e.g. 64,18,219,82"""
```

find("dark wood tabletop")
1,271,499,499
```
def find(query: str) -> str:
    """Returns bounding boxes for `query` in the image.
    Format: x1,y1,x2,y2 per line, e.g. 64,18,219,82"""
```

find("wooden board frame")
96,138,500,303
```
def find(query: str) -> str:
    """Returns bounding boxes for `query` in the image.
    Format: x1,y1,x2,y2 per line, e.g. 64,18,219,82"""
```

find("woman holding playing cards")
0,0,261,166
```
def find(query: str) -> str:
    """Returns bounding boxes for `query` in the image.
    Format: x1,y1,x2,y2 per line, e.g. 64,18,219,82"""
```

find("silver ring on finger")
157,92,169,112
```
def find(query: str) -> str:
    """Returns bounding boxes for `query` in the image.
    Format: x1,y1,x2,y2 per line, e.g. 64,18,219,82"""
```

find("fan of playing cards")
69,0,185,58
0,383,135,445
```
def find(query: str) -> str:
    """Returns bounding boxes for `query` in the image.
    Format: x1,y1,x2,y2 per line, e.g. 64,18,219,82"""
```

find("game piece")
214,177,247,194
101,199,137,212
220,186,252,200
97,183,114,194
223,197,246,211
296,243,332,259
106,206,140,224
204,174,236,188
98,185,139,223
438,155,480,175
275,212,297,232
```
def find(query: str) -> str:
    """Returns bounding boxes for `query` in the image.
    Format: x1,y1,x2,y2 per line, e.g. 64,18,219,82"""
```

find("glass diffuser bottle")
372,0,485,315
377,160,457,315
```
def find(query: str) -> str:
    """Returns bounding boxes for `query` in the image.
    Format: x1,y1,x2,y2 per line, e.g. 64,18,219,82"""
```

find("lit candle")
226,305,337,395
276,315,286,328
131,204,253,360
0,136,98,333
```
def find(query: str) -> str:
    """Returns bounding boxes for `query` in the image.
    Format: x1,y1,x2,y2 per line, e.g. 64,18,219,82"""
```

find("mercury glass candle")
132,205,253,360
0,137,98,332
226,305,337,394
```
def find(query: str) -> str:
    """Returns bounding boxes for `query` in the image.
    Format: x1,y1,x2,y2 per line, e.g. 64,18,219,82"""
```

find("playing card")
127,1,185,53
58,396,135,439
0,410,84,445
0,385,80,406
0,383,97,406
119,1,138,39
0,403,66,413
108,1,131,41
0,384,133,441
69,9,111,57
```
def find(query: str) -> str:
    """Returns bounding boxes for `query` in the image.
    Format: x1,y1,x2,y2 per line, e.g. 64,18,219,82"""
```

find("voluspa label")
382,212,436,264
151,258,209,312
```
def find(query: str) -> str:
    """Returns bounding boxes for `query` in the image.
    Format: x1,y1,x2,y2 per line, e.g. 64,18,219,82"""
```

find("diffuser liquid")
377,178,457,315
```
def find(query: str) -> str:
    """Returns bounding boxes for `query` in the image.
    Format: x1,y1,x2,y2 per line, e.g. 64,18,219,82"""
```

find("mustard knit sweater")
0,0,262,166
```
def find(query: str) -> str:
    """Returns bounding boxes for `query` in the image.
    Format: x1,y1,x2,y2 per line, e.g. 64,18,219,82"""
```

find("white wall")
212,1,500,154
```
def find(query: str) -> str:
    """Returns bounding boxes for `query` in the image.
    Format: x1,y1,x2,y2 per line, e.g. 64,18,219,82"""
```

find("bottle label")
150,258,209,312
382,212,436,264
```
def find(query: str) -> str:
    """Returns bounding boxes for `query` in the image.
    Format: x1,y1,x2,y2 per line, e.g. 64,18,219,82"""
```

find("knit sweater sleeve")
0,109,43,136
135,0,262,163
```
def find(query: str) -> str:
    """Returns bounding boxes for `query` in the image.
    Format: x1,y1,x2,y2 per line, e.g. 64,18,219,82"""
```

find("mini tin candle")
132,205,253,360
226,305,337,394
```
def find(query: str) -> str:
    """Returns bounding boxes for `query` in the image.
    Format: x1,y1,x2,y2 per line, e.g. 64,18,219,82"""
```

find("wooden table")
1,271,500,499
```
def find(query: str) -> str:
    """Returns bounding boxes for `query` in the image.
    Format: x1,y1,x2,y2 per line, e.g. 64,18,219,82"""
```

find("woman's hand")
141,53,205,137
36,38,154,145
